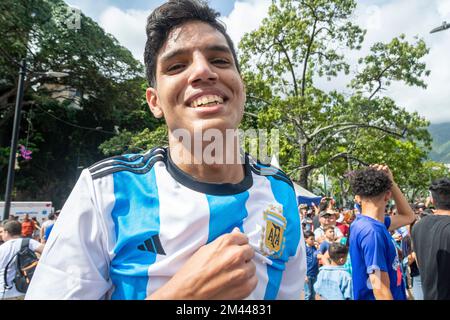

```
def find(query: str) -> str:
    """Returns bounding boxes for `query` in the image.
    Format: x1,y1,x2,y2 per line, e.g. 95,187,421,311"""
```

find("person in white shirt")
314,211,344,242
0,221,44,300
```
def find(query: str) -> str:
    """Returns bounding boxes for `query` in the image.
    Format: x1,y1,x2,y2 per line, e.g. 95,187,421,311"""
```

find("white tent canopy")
293,182,322,206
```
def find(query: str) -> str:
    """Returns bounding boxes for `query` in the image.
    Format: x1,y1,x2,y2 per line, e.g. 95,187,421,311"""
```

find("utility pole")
2,60,27,221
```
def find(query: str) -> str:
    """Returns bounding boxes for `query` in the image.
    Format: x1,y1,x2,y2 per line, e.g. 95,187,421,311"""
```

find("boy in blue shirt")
304,231,319,300
318,225,335,257
348,165,415,300
314,243,352,300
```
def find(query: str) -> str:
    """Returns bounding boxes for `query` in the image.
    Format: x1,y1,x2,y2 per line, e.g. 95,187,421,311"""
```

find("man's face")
320,214,336,226
147,21,245,136
300,208,306,217
325,228,335,240
305,236,315,247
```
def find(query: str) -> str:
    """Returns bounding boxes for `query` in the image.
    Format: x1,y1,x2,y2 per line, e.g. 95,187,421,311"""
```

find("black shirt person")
412,178,450,300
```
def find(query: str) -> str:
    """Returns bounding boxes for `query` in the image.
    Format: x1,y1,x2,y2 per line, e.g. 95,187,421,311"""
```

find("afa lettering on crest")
263,204,286,259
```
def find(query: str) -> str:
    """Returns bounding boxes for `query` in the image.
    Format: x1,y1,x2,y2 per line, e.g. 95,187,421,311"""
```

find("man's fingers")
241,244,255,262
228,228,249,246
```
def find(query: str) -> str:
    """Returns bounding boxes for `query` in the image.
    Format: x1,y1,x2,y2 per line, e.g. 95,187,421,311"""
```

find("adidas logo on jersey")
138,234,166,255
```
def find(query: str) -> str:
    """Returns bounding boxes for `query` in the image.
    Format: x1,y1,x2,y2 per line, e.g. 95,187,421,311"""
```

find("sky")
64,0,450,124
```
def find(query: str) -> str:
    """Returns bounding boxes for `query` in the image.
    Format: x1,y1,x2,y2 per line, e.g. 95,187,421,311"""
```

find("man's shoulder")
351,216,385,239
87,146,167,180
0,239,15,253
0,238,21,254
414,215,450,235
247,155,294,190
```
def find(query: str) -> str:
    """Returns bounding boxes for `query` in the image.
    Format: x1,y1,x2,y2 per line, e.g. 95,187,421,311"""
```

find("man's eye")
211,58,230,66
167,64,185,72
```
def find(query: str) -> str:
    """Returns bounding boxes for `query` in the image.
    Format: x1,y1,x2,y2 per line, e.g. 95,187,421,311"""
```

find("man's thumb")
231,227,241,234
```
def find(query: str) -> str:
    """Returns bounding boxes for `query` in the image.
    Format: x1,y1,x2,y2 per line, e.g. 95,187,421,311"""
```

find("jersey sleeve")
276,235,307,300
25,170,113,300
275,188,306,300
360,230,389,274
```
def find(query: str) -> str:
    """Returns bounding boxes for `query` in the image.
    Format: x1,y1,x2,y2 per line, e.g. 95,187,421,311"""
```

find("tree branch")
302,18,318,97
312,123,405,155
244,111,258,119
368,58,401,100
274,38,299,97
246,94,272,106
310,121,404,140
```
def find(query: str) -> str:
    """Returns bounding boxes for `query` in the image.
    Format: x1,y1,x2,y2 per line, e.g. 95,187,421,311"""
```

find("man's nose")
188,54,218,85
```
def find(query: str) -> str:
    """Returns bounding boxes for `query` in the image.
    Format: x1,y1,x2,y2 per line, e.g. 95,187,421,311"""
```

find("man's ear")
430,195,436,206
355,195,362,205
385,190,393,202
146,87,164,119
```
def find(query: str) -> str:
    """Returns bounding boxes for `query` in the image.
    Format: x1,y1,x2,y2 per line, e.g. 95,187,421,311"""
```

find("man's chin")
190,119,239,133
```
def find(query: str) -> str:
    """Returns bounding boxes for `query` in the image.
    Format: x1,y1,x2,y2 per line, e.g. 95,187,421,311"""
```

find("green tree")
0,0,145,207
239,0,432,189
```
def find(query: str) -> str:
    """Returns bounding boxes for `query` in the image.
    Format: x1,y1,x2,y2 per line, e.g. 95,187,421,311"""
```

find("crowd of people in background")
1,167,449,301
301,166,450,300
0,210,60,299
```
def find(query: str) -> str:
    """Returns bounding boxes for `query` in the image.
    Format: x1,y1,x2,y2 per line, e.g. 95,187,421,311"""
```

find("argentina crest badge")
262,204,286,259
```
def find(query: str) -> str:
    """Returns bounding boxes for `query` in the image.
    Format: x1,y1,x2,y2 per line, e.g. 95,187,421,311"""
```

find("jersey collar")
165,147,253,195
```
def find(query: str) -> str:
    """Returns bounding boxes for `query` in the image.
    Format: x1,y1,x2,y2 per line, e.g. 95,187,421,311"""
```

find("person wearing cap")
314,211,344,243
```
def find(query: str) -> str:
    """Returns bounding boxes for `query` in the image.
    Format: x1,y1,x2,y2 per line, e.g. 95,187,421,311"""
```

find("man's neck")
361,202,386,223
5,235,20,242
168,134,244,184
433,209,450,216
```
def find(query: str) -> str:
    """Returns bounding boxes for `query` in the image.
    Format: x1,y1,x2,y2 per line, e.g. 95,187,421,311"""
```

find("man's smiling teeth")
190,95,224,108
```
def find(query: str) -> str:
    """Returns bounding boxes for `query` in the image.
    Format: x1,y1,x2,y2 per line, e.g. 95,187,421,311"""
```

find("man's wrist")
146,280,191,300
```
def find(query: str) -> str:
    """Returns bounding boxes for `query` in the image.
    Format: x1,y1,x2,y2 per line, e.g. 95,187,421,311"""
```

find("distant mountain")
429,122,450,164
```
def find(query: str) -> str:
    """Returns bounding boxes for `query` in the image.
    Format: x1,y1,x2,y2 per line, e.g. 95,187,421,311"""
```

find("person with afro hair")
412,177,450,299
347,165,414,300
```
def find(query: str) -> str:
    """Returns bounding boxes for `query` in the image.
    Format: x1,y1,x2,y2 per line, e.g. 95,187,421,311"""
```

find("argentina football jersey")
26,147,306,300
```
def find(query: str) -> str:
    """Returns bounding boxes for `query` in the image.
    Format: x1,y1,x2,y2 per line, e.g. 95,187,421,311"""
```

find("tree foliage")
0,0,146,207
239,0,434,196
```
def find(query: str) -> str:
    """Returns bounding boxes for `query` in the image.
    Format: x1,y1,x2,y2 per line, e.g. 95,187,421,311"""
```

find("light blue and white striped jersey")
26,147,306,300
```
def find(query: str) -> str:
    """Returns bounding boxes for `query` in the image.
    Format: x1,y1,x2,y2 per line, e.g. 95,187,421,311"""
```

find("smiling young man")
25,0,306,300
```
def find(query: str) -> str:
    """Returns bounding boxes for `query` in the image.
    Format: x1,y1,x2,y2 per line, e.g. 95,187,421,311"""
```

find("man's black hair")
304,230,315,239
144,0,240,87
348,167,392,198
429,178,450,210
3,221,22,237
328,243,348,263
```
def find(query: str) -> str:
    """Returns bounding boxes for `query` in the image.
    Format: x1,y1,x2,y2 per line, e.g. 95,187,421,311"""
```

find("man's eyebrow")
159,45,232,63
